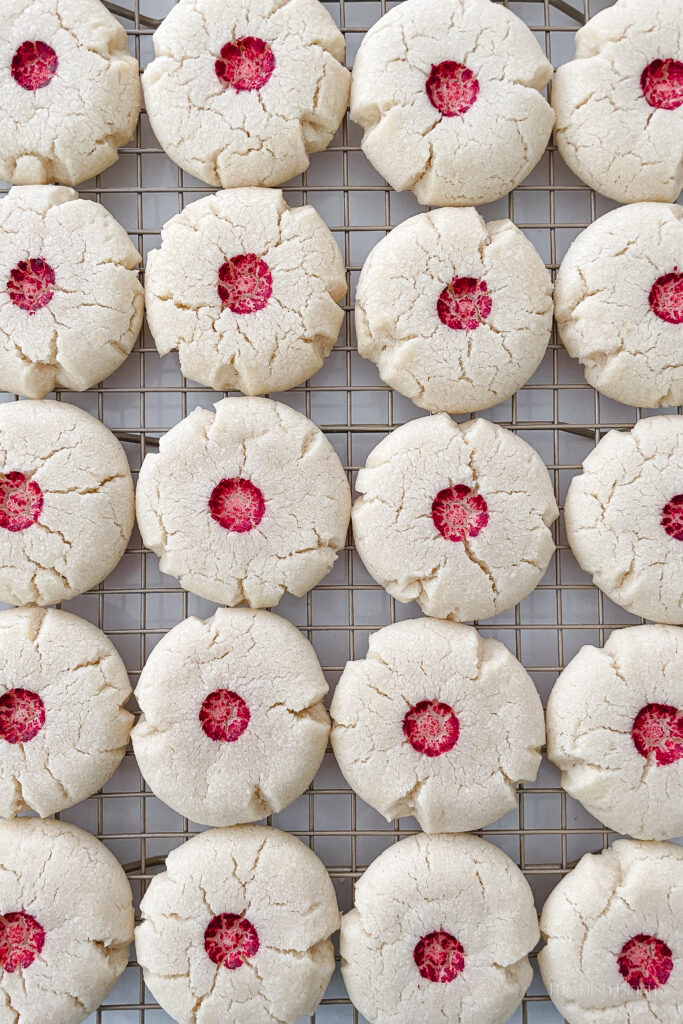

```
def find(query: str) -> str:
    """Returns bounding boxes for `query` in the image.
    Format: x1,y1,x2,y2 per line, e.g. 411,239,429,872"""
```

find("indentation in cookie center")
631,703,683,766
8,259,55,314
0,472,43,532
215,36,275,91
403,700,459,757
199,689,250,742
649,270,683,324
0,912,45,972
204,913,259,969
11,41,58,90
0,689,45,744
640,59,683,110
661,494,683,540
432,484,489,542
209,478,266,533
618,934,673,991
218,254,273,313
426,61,479,117
414,930,465,983
437,276,492,330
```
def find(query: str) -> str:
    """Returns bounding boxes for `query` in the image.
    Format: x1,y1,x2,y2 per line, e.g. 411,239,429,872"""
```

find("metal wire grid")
2,0,671,1020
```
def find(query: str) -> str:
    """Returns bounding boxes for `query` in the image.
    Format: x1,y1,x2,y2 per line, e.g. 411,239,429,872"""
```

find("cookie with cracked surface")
132,608,329,826
539,840,683,1024
0,399,134,607
136,824,340,1024
547,625,683,841
555,204,683,409
0,606,132,819
145,188,345,394
0,816,133,1024
0,185,143,399
331,618,544,832
356,208,553,413
351,415,558,622
552,0,683,203
340,832,539,1024
142,0,350,189
350,0,554,207
1,0,140,186
565,415,683,624
136,396,350,608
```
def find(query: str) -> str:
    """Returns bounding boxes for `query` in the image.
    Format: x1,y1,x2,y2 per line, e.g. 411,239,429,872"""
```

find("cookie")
547,625,683,841
552,0,683,203
340,832,539,1024
0,399,134,607
0,817,133,1024
565,415,683,624
0,606,132,819
539,840,683,1024
0,185,144,399
145,188,345,394
142,0,350,189
1,0,140,186
136,396,350,608
352,415,558,622
555,203,683,408
356,208,553,413
350,0,553,207
132,608,329,826
136,825,340,1024
331,618,544,832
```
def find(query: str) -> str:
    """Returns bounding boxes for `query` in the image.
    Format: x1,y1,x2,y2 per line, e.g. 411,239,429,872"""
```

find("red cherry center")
218,254,273,314
11,41,58,90
631,703,683,766
0,689,45,744
215,37,275,91
0,912,45,972
204,913,259,969
640,59,683,110
414,930,465,983
8,259,55,315
649,270,683,324
199,689,250,743
432,485,489,543
661,495,683,540
209,478,265,533
403,700,459,757
426,61,479,117
618,934,673,991
437,276,492,331
0,473,43,532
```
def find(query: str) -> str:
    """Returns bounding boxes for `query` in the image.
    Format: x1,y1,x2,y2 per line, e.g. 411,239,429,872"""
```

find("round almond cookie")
0,185,144,399
356,208,553,413
0,399,134,607
352,415,558,622
136,396,350,608
555,203,683,409
0,606,132,819
565,415,683,624
142,0,350,189
136,825,340,1024
350,0,554,207
547,625,683,841
1,0,140,186
0,817,134,1024
552,0,683,204
539,840,683,1024
340,832,539,1024
331,618,544,832
145,188,345,394
132,608,329,826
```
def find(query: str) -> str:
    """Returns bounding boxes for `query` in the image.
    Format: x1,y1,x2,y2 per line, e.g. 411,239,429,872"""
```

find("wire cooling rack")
4,0,679,1021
